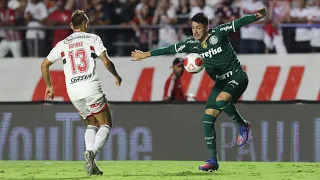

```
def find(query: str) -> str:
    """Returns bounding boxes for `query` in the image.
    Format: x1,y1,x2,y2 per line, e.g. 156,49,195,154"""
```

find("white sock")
92,125,111,156
85,125,98,150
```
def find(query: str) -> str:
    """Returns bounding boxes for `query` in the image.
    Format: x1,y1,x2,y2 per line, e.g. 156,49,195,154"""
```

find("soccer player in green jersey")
131,8,266,172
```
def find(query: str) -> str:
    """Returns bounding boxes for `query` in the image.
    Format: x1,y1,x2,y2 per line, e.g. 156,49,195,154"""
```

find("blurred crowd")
1,0,320,57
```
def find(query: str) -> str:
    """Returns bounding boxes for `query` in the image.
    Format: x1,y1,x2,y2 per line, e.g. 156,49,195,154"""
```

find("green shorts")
205,71,248,110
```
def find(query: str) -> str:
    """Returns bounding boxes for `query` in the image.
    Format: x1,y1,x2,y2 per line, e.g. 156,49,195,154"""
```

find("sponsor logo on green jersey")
177,44,186,52
200,47,222,58
220,25,233,32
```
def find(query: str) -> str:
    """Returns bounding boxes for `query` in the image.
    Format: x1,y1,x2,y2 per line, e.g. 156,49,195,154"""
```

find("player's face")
191,22,207,40
173,64,184,76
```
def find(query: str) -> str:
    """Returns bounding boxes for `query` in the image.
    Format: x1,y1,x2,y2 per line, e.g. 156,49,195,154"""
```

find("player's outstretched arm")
100,50,122,86
131,43,180,61
41,58,54,100
131,50,151,61
233,8,266,29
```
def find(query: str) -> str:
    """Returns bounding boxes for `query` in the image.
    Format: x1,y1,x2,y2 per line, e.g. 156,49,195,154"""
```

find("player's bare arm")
99,50,122,86
131,50,151,61
41,58,54,100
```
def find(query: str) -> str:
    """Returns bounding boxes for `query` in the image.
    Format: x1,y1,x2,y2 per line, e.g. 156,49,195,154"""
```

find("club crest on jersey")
209,36,218,45
201,42,208,49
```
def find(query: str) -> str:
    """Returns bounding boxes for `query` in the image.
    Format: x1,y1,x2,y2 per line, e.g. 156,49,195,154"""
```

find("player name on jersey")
69,42,83,49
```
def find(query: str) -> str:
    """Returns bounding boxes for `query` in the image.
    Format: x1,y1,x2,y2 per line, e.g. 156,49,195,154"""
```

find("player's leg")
199,85,221,172
92,159,103,176
216,92,248,127
216,72,250,146
87,93,112,157
71,99,96,175
82,94,111,175
84,116,103,175
84,116,98,151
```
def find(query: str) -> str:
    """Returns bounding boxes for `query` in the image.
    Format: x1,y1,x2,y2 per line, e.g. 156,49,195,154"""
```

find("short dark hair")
71,10,88,28
190,13,208,26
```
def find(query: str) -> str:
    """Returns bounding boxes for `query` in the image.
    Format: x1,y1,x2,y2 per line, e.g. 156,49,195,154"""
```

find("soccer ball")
183,53,204,73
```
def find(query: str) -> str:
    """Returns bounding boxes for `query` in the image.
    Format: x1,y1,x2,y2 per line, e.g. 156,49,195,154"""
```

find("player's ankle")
92,149,98,157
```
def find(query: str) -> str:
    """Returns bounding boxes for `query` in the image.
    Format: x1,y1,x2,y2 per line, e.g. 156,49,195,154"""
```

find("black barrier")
0,102,319,162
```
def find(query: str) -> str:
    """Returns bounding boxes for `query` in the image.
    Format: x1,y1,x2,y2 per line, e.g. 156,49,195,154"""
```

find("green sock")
202,114,217,160
216,100,247,127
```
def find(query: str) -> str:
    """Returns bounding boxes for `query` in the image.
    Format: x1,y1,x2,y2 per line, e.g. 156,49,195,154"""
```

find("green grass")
0,161,319,180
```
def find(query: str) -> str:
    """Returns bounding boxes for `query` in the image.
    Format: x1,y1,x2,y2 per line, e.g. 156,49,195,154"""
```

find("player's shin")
202,114,217,161
85,125,98,150
92,125,111,156
216,100,247,127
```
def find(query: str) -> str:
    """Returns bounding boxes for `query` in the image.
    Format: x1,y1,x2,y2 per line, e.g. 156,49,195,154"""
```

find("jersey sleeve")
93,35,107,57
47,44,62,63
215,14,259,36
214,21,236,36
150,38,194,56
174,40,190,53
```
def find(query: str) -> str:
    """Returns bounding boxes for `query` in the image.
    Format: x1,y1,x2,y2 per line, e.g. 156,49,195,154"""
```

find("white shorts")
71,93,108,119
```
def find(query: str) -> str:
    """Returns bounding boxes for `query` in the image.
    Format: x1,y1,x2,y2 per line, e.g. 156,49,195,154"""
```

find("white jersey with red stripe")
47,31,106,101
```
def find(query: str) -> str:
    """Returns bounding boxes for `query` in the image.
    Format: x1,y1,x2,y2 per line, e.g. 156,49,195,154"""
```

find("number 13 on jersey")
68,49,89,74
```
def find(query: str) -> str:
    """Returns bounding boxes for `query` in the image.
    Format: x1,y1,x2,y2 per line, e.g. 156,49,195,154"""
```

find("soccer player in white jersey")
41,10,122,176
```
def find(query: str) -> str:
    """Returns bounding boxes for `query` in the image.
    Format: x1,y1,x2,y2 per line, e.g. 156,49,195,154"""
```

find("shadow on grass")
0,171,229,179
114,170,228,177
0,178,90,180
0,176,91,180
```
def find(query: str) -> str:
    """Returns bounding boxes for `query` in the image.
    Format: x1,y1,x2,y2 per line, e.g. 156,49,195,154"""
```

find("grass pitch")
0,161,319,180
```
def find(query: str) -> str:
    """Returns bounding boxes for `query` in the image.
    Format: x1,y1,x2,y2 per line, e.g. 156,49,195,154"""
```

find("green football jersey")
174,21,242,81
150,14,258,80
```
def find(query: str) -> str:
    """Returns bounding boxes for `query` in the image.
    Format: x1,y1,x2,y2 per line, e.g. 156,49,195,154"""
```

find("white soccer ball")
183,53,204,73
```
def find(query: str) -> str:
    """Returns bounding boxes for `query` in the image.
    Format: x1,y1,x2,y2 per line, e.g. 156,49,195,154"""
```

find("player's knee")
97,114,113,128
216,100,230,110
216,92,232,110
92,106,113,127
86,116,99,127
204,108,220,118
104,119,112,128
216,92,232,102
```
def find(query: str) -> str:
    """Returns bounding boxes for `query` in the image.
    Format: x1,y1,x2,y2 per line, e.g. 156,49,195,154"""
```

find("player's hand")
131,49,147,61
45,86,54,101
115,75,122,86
256,8,266,19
